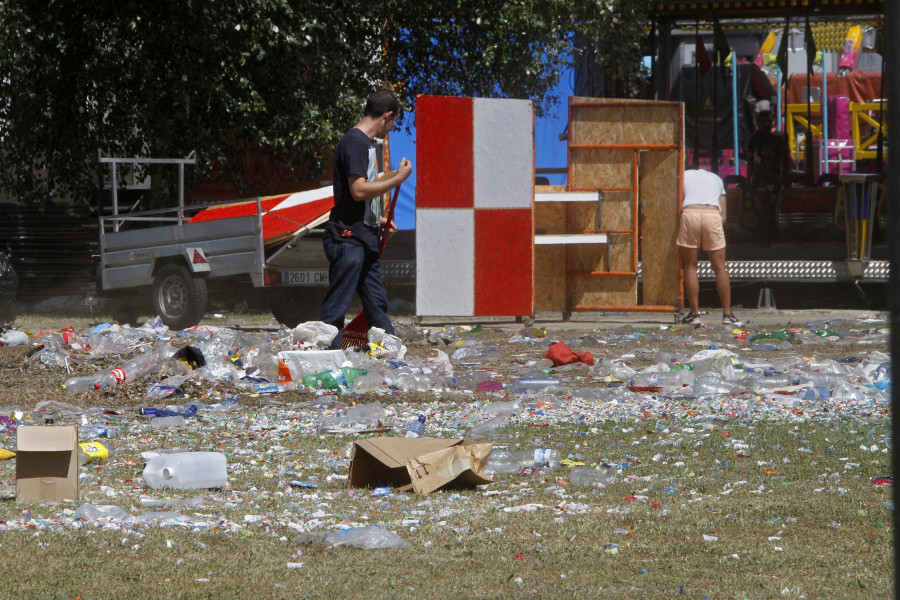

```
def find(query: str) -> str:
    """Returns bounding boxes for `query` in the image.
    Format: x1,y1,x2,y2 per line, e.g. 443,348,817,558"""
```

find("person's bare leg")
679,245,700,314
708,247,731,315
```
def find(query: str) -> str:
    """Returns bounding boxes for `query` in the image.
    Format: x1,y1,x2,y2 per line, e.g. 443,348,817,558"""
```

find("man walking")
320,90,412,348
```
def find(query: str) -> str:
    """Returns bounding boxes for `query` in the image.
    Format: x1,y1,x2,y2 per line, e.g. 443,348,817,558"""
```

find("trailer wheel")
152,264,208,330
270,288,323,328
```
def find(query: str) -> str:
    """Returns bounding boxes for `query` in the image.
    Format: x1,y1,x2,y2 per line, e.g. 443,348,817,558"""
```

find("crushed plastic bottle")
350,371,384,393
629,371,691,388
74,503,130,521
295,525,410,550
508,377,561,393
404,415,426,438
484,448,561,475
469,415,507,439
78,423,118,439
138,405,198,418
570,466,617,488
150,415,186,428
344,402,386,425
450,345,500,363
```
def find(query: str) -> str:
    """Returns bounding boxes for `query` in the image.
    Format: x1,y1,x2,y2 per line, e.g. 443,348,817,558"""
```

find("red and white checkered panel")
416,96,534,317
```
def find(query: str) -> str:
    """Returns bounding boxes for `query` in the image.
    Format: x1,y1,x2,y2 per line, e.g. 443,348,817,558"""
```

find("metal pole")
885,1,899,596
822,52,829,174
732,52,739,175
111,162,119,233
178,163,185,226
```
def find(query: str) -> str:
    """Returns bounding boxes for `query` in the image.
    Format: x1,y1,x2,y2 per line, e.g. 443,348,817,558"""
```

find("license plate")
282,270,329,285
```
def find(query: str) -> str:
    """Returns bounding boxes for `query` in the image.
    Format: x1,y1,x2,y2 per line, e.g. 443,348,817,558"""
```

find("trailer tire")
152,264,208,330
270,288,323,328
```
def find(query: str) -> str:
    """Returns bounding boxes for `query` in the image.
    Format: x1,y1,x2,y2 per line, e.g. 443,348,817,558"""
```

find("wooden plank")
570,149,633,190
535,185,568,194
534,245,567,312
535,192,599,203
573,275,637,308
535,234,608,244
569,97,680,146
534,201,566,236
640,150,682,306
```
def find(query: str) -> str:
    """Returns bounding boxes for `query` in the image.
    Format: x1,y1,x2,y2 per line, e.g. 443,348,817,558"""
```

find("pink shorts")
676,206,726,250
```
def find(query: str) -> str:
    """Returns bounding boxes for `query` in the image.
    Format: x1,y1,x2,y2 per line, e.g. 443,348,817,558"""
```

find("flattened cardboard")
405,441,493,495
16,425,79,502
349,437,492,493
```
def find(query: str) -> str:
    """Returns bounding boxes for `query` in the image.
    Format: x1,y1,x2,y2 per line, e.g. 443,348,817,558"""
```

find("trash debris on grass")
0,314,890,552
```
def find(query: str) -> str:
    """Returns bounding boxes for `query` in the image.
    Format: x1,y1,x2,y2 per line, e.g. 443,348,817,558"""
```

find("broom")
339,182,402,350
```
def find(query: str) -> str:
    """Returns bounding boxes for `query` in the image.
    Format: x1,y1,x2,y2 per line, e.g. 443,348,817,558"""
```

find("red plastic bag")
544,342,594,366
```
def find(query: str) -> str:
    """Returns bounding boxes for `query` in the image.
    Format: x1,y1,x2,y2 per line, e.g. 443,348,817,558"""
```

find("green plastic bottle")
302,367,366,391
749,329,788,342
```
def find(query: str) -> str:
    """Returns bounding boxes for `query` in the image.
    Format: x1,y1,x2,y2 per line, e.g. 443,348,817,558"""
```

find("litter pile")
0,313,891,546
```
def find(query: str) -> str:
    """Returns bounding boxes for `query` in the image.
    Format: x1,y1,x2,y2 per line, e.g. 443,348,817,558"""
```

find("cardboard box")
16,425,79,502
349,437,493,495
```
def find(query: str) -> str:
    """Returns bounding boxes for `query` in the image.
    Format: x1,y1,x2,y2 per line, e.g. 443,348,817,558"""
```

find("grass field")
0,311,893,599
3,417,892,599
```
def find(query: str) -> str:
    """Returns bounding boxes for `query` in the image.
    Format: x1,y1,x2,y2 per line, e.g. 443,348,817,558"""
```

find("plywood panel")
570,150,632,190
534,245,567,312
573,276,637,308
534,202,566,235
569,97,681,146
535,98,682,314
640,150,681,307
571,106,679,147
570,190,634,232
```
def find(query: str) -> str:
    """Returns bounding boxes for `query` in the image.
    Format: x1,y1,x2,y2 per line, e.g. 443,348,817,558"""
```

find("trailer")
96,152,389,330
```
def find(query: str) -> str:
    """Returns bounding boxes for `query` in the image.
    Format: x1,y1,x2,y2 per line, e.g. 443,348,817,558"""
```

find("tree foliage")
0,0,648,204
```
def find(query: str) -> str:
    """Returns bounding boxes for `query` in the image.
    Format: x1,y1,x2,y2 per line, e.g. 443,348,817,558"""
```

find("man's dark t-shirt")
326,128,380,252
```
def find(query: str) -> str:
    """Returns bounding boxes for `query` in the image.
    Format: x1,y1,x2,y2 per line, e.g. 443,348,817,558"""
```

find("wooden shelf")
535,233,608,245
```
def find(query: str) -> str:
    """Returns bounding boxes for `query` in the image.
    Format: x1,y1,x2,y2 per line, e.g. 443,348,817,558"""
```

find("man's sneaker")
681,312,701,325
722,313,743,327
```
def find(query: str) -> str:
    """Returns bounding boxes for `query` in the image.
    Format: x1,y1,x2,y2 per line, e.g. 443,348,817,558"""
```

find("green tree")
0,1,648,205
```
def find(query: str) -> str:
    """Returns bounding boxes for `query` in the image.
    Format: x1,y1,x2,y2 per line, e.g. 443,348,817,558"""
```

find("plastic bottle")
62,373,107,394
343,402,386,425
96,351,161,389
142,452,228,490
139,405,198,418
78,441,116,466
150,415,186,428
872,362,891,390
350,372,384,393
302,367,366,391
629,371,691,388
750,330,789,342
570,466,617,488
484,448,561,475
404,415,426,438
78,423,118,439
509,377,561,393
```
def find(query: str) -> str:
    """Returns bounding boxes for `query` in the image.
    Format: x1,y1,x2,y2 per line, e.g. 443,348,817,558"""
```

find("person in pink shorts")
677,169,742,327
